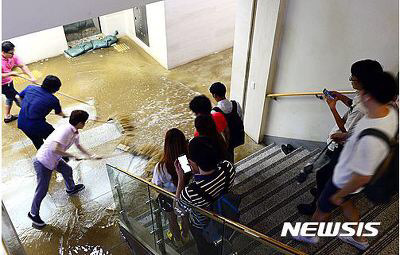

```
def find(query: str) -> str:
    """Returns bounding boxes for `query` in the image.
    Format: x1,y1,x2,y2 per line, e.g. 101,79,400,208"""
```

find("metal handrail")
267,90,355,98
107,164,307,255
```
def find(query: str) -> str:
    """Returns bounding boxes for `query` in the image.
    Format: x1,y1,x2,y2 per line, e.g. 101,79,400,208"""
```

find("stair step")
363,222,399,255
239,149,319,215
234,143,277,172
236,193,394,255
234,147,308,194
239,150,319,227
316,195,399,255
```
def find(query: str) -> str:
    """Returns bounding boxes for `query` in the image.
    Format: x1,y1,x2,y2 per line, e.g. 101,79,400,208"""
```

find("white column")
231,0,286,143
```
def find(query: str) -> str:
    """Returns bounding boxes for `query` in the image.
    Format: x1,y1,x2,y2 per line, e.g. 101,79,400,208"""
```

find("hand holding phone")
178,155,192,173
323,89,336,100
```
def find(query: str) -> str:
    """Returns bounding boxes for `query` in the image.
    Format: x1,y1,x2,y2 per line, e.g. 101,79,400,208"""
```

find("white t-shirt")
212,99,243,120
332,106,398,192
151,162,177,193
36,123,80,170
327,92,366,151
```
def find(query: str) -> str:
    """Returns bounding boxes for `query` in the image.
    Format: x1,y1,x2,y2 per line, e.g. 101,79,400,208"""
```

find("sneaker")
66,184,85,195
28,212,46,228
297,202,317,215
292,235,319,244
281,145,290,155
339,236,369,250
4,115,18,123
281,144,295,155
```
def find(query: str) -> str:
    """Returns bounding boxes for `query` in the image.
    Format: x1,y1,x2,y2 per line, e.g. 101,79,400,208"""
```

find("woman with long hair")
194,114,232,162
152,128,190,246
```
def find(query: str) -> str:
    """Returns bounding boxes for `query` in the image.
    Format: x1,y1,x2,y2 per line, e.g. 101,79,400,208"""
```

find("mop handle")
76,152,125,161
15,74,93,106
49,112,113,124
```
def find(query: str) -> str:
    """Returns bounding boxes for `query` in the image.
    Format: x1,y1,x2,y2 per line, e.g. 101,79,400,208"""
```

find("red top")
194,112,227,137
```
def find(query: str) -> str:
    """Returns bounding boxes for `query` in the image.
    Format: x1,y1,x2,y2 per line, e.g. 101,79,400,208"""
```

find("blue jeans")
2,81,20,106
30,159,75,216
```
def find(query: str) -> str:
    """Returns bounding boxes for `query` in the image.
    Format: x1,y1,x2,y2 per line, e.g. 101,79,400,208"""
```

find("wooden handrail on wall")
266,90,356,98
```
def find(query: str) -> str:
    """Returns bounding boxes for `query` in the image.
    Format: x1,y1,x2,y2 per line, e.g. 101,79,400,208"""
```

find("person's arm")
52,142,79,159
75,143,93,158
325,96,346,132
18,65,36,83
56,111,67,118
52,99,67,118
331,91,353,108
2,71,18,78
330,132,348,144
330,173,371,205
175,159,186,198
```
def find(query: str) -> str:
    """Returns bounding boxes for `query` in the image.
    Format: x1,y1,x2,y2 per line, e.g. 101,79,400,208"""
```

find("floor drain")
113,43,130,52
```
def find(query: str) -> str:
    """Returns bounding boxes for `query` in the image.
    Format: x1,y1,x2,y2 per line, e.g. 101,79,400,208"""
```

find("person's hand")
324,95,338,109
188,159,199,174
330,132,348,144
174,159,185,180
330,91,343,99
330,193,344,206
8,71,19,76
74,155,84,161
29,76,37,83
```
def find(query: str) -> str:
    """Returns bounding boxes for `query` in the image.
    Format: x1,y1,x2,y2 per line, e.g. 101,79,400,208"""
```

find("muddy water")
2,37,264,254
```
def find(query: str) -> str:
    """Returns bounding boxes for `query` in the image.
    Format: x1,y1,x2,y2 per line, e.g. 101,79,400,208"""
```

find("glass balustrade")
106,164,305,255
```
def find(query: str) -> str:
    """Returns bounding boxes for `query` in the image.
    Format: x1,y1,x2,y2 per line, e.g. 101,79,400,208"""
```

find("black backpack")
213,100,245,148
359,128,399,204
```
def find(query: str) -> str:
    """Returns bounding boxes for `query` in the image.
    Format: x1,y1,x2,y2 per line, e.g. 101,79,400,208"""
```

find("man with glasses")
2,41,36,123
297,59,383,215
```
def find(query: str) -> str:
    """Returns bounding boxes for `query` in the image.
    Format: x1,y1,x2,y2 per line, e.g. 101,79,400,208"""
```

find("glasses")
6,51,14,56
349,75,358,82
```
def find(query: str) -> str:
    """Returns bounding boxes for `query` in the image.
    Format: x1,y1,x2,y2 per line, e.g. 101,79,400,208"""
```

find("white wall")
164,0,236,69
3,0,160,39
98,3,168,68
99,10,131,36
7,27,68,65
230,0,253,107
264,0,399,142
129,2,169,68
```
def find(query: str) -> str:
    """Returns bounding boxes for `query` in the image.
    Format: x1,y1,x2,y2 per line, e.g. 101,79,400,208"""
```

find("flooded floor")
2,37,264,254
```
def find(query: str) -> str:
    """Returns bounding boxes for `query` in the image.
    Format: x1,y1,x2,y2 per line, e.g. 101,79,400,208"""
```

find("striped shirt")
178,160,235,229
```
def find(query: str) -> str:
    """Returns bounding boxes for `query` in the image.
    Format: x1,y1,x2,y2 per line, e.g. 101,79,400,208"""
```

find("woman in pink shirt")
2,41,36,123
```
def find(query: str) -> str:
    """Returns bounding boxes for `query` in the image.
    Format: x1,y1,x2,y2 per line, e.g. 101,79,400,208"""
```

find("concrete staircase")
231,143,399,255
130,143,399,254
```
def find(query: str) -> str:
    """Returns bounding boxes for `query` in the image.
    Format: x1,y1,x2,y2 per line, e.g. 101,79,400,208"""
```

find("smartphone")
178,155,192,173
323,89,336,99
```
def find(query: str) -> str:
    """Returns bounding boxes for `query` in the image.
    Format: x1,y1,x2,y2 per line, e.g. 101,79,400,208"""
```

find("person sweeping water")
28,110,102,228
2,41,36,123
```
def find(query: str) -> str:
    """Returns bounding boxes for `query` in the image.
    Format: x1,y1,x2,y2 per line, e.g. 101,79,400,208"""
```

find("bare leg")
340,201,366,243
166,211,181,242
4,104,11,118
311,207,331,222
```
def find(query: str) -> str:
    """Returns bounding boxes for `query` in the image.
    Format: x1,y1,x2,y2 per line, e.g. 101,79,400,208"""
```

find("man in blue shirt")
18,75,66,149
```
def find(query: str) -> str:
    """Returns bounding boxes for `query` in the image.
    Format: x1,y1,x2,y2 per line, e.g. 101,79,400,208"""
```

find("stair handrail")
107,164,307,255
266,90,355,98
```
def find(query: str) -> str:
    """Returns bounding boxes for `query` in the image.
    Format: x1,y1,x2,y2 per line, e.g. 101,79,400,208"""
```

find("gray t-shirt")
327,92,366,151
